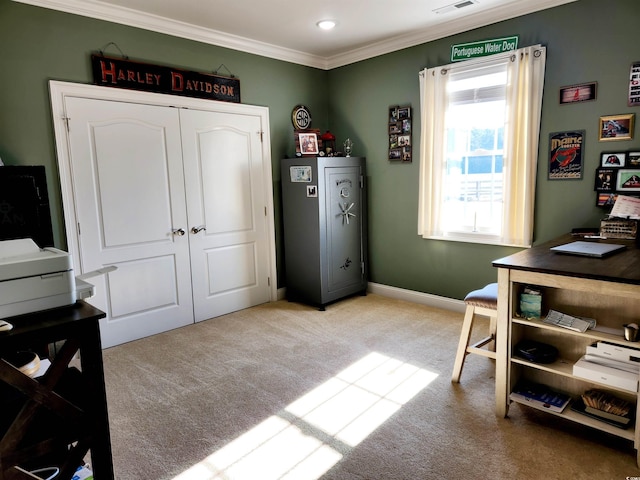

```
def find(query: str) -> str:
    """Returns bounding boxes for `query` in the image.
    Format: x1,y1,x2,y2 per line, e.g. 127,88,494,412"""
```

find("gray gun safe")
281,156,368,310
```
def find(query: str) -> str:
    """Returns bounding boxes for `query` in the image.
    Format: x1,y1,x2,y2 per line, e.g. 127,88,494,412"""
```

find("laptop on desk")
550,241,626,258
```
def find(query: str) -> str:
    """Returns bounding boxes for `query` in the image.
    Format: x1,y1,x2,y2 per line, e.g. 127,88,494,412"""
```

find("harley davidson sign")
91,54,240,103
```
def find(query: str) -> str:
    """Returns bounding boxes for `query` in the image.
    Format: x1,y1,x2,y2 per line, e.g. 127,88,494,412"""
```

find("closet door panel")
92,121,173,246
206,243,257,294
180,109,271,321
200,128,253,233
65,97,193,348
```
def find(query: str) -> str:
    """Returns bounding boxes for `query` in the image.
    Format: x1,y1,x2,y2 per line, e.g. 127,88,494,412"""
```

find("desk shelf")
508,396,636,441
0,301,113,480
494,236,640,467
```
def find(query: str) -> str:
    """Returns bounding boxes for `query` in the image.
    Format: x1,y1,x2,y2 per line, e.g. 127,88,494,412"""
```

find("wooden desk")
0,301,113,480
493,235,640,465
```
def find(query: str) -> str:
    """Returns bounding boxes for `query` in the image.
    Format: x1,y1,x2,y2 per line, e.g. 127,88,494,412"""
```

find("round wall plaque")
292,105,312,130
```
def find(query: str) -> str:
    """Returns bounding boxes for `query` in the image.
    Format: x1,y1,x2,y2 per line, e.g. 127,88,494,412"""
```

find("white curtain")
417,45,546,247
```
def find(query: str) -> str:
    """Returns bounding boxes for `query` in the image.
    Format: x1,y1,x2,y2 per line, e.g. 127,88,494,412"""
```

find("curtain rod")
419,44,544,75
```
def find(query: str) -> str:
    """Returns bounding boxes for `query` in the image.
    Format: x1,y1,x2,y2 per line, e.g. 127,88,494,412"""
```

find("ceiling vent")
433,0,478,14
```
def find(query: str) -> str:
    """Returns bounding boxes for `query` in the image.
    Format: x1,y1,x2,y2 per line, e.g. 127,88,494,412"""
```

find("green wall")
0,0,328,289
328,0,640,299
1,0,639,300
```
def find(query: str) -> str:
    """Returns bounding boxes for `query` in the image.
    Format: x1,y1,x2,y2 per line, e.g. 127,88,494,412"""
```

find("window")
418,46,546,247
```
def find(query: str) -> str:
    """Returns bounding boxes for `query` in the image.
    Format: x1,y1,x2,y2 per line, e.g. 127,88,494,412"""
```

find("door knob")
172,228,186,236
191,225,206,234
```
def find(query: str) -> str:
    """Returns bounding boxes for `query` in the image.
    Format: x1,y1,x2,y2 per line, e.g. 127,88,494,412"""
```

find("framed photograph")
559,82,597,105
389,148,402,161
296,131,319,156
596,193,618,207
548,130,584,180
402,146,412,163
628,151,640,167
389,105,412,162
615,169,640,192
601,152,626,167
599,114,635,141
594,168,616,192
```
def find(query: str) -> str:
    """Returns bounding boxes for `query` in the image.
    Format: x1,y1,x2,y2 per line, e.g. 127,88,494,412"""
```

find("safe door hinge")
361,261,365,275
359,175,364,189
258,130,264,142
63,116,70,132
77,222,81,235
267,276,271,286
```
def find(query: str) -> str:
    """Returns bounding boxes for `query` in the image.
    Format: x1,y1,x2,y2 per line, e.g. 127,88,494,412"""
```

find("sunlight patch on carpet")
172,352,438,480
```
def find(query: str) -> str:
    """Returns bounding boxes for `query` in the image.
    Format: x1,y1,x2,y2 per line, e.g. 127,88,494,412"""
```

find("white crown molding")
326,0,577,69
13,0,575,70
12,0,329,69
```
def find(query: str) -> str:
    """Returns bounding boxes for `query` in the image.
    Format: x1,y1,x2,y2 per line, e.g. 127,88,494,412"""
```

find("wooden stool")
451,283,498,383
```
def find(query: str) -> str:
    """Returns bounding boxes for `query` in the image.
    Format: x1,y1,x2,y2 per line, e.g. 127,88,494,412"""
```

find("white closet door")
65,97,194,348
180,109,271,321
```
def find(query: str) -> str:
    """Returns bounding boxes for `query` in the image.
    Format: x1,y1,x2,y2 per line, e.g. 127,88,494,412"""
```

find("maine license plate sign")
450,36,518,62
91,55,240,103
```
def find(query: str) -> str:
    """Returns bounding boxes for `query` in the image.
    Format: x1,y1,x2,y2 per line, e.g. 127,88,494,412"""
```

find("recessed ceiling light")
317,20,336,30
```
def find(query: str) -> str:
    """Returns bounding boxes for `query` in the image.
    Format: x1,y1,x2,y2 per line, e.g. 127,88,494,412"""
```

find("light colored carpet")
101,294,637,479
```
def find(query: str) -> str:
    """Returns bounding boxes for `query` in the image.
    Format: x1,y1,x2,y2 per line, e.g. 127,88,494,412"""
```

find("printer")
0,238,95,319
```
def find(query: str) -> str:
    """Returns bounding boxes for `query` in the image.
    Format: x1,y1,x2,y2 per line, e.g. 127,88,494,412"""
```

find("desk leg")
495,268,510,418
79,320,114,480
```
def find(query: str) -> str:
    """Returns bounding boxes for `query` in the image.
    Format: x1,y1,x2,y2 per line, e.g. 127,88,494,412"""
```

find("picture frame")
615,169,640,192
628,151,640,167
389,105,411,162
389,148,402,160
594,168,616,192
601,152,626,167
596,193,618,207
294,130,321,156
548,130,584,180
559,82,597,105
599,114,635,141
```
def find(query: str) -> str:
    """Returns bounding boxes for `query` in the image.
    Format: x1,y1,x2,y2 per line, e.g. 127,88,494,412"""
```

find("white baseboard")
367,282,465,313
276,283,465,313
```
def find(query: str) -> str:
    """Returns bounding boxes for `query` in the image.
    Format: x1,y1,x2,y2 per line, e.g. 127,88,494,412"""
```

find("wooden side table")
0,301,113,480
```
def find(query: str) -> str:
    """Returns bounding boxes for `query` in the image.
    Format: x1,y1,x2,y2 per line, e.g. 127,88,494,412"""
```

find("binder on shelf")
573,356,639,392
510,382,571,413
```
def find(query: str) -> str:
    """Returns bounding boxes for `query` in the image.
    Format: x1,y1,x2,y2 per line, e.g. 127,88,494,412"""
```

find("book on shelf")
510,382,571,413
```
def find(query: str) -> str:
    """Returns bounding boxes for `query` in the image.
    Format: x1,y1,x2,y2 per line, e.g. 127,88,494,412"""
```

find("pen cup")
623,324,639,342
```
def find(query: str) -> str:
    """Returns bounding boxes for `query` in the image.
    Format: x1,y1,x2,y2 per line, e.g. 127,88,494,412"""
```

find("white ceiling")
15,0,575,69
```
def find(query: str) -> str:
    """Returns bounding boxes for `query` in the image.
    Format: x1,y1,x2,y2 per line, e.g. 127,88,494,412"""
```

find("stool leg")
452,304,475,383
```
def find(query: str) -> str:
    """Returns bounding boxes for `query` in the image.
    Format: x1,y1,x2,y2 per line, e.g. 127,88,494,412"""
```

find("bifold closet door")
179,109,271,321
65,97,194,348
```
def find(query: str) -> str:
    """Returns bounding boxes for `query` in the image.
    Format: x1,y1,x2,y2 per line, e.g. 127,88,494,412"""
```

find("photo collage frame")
388,106,411,162
594,151,640,207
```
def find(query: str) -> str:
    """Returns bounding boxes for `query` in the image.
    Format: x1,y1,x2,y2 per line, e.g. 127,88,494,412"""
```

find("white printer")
0,238,95,319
